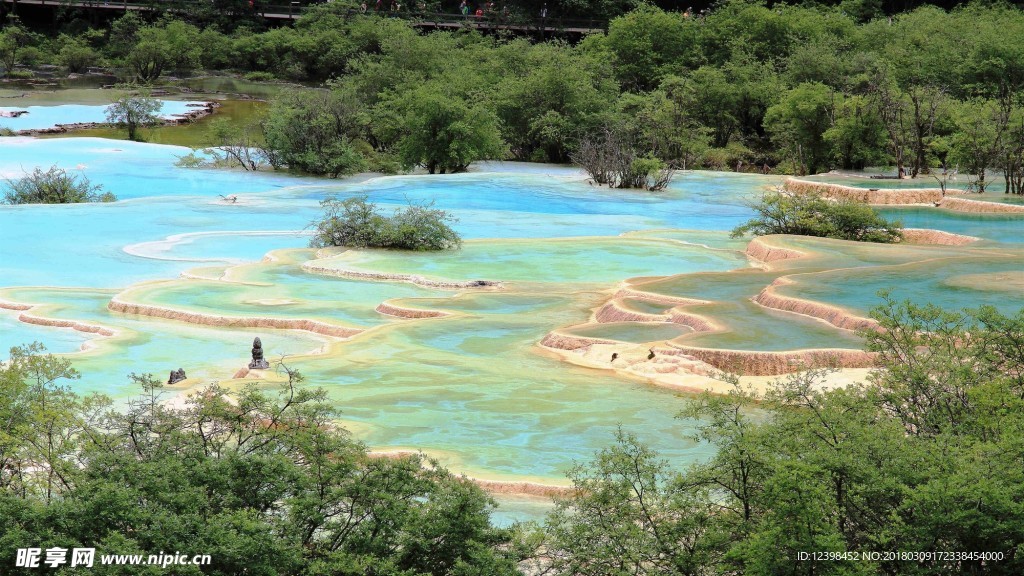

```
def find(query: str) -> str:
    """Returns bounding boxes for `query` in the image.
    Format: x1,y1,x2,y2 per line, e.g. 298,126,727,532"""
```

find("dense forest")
3,1,1024,189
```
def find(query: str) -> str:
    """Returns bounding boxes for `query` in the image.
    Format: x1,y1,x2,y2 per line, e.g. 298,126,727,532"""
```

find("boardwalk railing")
0,0,605,33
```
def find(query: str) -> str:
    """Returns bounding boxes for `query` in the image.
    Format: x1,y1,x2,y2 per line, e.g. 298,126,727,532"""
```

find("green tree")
824,94,889,170
378,84,506,174
627,76,712,169
950,98,1009,193
0,351,519,575
0,25,27,78
57,35,101,74
121,21,201,83
546,299,1024,575
261,86,368,177
489,41,616,163
105,93,162,141
602,5,693,92
541,428,718,576
764,82,837,175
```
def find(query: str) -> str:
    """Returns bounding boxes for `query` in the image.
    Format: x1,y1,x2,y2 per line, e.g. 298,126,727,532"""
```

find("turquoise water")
777,256,1024,318
0,138,766,485
0,101,210,131
565,321,693,343
879,207,1024,243
316,237,748,286
1,136,1021,494
0,309,91,355
0,287,330,398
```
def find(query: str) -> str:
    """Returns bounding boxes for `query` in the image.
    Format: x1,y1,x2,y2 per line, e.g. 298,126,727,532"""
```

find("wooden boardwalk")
0,0,604,34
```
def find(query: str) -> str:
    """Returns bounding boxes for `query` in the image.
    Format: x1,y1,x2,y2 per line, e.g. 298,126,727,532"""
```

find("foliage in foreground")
310,195,462,251
731,191,903,243
536,297,1024,575
2,166,115,204
0,347,519,575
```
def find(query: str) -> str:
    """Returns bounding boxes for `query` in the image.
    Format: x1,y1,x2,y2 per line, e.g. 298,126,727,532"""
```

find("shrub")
731,191,903,243
3,165,116,204
243,71,277,82
310,195,461,251
58,36,100,73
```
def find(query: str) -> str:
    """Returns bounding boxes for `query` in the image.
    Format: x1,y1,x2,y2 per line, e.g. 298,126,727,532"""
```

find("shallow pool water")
1,101,210,131
1,136,1021,494
879,207,1024,243
314,237,748,285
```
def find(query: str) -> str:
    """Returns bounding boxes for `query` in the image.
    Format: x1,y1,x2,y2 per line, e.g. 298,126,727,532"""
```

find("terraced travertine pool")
2,134,1022,525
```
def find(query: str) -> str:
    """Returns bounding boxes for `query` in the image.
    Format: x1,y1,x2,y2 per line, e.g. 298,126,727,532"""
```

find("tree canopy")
105,93,162,141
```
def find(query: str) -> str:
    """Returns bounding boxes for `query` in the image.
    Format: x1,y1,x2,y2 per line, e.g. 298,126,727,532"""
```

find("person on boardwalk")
540,3,548,18
460,0,469,16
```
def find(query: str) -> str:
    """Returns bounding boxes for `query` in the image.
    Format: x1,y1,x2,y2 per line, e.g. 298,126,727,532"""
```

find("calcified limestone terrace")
543,233,1023,380
2,135,1022,519
784,176,1024,213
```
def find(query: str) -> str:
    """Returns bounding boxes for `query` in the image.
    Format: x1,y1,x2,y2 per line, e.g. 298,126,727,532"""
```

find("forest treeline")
6,2,1024,189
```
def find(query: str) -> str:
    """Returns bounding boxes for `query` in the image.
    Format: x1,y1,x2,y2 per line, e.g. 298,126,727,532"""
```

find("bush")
3,165,115,204
310,195,461,251
731,191,903,243
58,36,100,73
17,46,45,67
262,87,368,177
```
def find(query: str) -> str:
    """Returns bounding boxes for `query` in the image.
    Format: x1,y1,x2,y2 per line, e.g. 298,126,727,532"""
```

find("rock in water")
249,337,270,369
168,368,187,385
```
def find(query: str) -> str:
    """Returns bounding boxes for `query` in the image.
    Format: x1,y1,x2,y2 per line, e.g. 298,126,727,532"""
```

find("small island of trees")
2,165,115,204
732,191,904,243
310,195,462,251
